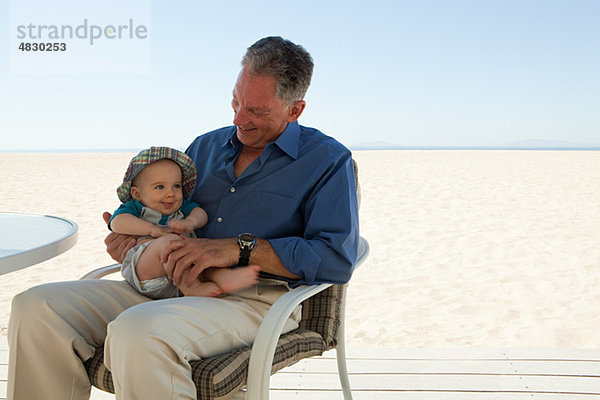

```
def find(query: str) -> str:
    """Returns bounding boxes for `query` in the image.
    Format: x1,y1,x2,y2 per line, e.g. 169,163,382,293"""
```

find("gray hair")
242,36,314,105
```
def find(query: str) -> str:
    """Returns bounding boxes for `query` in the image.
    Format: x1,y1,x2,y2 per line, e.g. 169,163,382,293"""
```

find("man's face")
231,68,294,150
130,159,184,215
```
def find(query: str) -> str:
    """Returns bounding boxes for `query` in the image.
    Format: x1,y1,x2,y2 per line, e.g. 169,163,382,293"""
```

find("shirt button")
217,217,223,223
230,187,236,193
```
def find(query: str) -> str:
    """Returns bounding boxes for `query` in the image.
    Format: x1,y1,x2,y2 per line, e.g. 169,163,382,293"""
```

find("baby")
109,146,259,299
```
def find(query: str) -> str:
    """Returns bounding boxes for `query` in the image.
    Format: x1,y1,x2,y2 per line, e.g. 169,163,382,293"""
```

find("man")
8,36,358,399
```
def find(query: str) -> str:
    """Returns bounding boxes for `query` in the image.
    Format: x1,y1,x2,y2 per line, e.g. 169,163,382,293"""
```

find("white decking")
2,338,599,399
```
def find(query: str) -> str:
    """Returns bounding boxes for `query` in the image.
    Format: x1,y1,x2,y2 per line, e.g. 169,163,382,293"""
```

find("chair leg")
336,288,353,400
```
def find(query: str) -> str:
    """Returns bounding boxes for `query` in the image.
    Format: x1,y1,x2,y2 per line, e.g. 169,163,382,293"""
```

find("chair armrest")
80,264,121,280
246,236,370,399
246,282,332,398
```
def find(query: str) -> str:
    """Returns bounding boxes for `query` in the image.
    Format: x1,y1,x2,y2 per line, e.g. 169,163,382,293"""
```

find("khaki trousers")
8,279,300,400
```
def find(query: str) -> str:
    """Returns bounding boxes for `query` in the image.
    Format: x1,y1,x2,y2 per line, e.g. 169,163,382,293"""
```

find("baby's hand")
150,226,172,238
168,219,195,235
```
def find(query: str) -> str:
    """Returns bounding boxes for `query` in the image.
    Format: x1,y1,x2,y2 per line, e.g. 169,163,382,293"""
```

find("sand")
1,150,599,348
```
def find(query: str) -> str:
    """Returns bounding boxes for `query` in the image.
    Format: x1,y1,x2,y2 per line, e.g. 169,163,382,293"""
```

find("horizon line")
2,146,600,153
349,145,600,151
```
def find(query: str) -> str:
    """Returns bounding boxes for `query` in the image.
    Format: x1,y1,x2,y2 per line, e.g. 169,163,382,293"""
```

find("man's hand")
103,212,138,263
161,236,238,286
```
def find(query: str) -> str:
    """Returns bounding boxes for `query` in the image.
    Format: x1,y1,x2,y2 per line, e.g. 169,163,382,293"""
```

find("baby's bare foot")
180,281,222,297
210,265,260,293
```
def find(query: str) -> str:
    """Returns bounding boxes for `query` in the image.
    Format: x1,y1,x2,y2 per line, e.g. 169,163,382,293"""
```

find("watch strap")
238,248,251,266
237,233,255,266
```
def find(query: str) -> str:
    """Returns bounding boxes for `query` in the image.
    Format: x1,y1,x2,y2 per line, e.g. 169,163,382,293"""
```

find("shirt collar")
222,122,300,160
222,127,238,150
272,121,300,160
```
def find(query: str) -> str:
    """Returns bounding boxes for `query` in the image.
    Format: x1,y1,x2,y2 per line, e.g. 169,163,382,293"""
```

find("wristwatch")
237,233,256,266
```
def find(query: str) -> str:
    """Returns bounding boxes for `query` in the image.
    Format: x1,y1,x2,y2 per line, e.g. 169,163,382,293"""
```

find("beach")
1,150,599,348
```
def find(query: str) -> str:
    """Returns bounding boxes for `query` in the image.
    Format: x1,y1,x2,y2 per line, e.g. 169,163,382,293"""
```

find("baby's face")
130,159,184,215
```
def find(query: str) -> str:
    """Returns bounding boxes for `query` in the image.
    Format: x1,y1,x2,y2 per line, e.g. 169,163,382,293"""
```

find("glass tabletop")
0,212,79,275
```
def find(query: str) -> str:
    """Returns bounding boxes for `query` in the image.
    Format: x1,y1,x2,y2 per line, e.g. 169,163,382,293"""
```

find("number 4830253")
18,42,67,51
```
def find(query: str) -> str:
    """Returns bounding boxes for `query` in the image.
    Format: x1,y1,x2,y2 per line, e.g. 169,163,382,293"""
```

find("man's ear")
130,186,141,201
286,100,306,122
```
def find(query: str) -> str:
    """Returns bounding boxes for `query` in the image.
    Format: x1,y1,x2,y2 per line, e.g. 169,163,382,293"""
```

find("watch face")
239,233,254,243
238,233,256,247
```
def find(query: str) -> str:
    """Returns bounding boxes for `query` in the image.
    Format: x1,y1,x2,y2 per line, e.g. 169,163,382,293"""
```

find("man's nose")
233,108,248,127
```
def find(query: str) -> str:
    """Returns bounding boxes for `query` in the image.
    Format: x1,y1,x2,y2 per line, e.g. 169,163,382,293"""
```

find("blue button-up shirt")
186,121,359,287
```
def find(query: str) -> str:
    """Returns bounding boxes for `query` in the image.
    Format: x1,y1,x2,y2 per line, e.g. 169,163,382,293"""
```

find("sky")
1,0,599,151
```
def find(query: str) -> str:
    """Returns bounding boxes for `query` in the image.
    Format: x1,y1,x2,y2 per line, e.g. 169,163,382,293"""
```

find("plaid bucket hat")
117,146,197,203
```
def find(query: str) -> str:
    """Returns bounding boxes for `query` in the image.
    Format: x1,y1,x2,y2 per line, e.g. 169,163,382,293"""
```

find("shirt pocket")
234,192,301,236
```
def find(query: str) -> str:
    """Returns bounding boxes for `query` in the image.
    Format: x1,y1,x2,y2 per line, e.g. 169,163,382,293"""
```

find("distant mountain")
506,139,600,148
350,139,600,150
507,139,600,148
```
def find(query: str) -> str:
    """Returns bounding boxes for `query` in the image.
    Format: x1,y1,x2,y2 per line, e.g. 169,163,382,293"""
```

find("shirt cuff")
268,237,321,284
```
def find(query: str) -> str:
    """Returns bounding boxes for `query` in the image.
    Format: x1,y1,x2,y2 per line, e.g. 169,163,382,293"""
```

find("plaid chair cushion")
84,284,344,400
300,284,344,349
